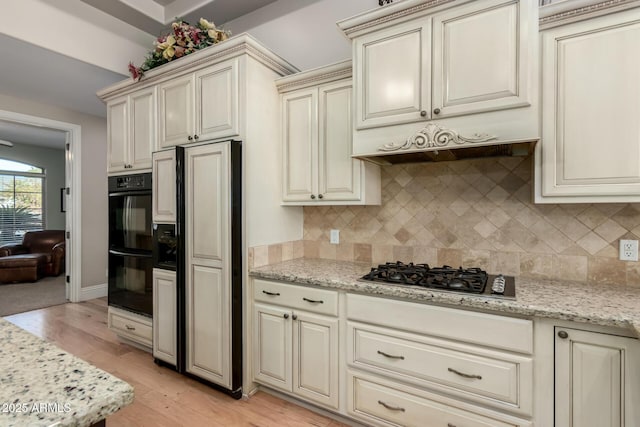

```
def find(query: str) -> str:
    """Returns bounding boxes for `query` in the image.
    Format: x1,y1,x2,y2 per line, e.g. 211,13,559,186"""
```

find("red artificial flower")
128,62,143,81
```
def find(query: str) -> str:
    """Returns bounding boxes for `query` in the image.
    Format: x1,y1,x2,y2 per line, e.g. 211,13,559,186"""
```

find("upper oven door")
109,191,153,252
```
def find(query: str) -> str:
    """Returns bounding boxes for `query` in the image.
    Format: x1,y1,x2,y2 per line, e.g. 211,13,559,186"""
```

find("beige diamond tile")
372,244,393,264
612,205,640,230
577,206,609,229
470,175,496,195
486,207,511,228
596,204,626,217
514,207,542,228
473,220,497,238
404,178,426,195
460,186,484,203
394,169,413,187
489,251,520,276
498,156,524,171
393,245,414,262
594,219,628,243
404,199,424,216
394,189,413,206
449,199,471,217
576,232,610,255
394,227,412,244
412,246,438,264
528,219,573,253
485,186,510,204
407,228,436,247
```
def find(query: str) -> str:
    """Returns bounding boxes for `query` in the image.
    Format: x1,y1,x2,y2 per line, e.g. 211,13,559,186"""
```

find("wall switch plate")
330,229,340,245
619,239,639,261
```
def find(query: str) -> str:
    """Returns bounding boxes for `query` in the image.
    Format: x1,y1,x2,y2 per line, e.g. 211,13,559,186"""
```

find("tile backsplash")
296,156,640,286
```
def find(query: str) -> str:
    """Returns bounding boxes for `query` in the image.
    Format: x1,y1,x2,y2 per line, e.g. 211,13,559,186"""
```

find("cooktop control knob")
491,274,506,294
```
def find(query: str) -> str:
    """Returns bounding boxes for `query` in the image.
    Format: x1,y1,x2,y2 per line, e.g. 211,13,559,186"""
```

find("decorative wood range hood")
337,0,540,165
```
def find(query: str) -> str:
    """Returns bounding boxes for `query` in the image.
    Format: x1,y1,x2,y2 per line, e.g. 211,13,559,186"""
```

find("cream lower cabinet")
345,293,533,427
555,327,640,427
537,4,640,202
277,61,380,205
107,87,156,174
152,268,177,365
253,280,339,409
157,58,239,149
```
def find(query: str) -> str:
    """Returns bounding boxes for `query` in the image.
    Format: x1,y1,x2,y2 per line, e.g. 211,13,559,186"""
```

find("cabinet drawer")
108,308,153,347
347,293,532,354
253,279,338,316
348,371,531,427
349,322,532,414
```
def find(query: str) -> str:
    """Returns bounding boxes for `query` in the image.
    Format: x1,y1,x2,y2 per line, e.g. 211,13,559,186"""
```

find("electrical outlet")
330,229,340,245
619,239,639,261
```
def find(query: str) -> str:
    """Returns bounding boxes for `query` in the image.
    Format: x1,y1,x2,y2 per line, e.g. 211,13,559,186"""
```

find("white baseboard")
79,283,107,301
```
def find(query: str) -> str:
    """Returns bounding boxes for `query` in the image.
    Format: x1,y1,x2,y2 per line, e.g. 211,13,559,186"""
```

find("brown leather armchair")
0,230,66,277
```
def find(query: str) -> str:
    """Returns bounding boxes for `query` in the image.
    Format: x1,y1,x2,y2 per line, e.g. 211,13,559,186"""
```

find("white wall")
0,93,107,289
0,144,66,230
224,0,374,70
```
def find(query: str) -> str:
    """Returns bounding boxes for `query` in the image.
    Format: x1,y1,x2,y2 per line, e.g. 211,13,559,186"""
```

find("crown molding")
275,60,352,93
540,0,640,29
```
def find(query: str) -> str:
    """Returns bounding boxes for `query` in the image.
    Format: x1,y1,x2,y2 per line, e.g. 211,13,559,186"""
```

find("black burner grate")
362,262,488,293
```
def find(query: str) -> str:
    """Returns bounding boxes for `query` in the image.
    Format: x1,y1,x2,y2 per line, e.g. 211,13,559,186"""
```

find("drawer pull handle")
448,367,482,380
378,400,405,412
303,297,323,304
448,424,457,427
377,350,405,360
125,324,136,331
262,290,280,296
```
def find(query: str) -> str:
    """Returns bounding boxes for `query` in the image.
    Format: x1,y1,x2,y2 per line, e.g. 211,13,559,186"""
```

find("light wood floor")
5,299,349,427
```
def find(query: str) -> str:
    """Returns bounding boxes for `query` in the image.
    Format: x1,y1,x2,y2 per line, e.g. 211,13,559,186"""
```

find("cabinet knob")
310,195,316,200
188,135,193,141
292,314,298,320
558,330,569,339
283,313,289,319
318,194,323,199
420,110,427,117
433,108,441,115
194,135,199,140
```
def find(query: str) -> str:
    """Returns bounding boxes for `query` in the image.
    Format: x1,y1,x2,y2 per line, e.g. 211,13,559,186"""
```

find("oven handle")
109,249,152,258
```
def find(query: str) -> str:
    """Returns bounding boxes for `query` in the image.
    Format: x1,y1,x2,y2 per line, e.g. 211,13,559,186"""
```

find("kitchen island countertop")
250,258,640,337
0,317,134,427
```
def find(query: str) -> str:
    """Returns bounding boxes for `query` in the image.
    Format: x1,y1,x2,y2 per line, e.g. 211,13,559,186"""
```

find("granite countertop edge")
250,258,640,338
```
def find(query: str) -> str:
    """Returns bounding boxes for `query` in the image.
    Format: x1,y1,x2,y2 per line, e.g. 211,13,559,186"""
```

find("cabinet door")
541,10,640,198
152,268,177,365
555,327,640,427
196,59,239,142
107,97,128,173
432,0,531,118
318,81,361,202
158,74,195,148
253,303,293,391
185,142,231,388
129,87,156,170
354,18,431,129
293,312,339,409
282,88,318,202
152,149,176,223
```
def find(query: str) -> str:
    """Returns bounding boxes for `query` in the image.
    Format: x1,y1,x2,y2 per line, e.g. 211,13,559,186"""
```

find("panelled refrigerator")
151,140,242,398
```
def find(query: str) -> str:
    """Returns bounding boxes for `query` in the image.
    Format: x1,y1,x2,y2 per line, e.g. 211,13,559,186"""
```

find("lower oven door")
108,249,153,317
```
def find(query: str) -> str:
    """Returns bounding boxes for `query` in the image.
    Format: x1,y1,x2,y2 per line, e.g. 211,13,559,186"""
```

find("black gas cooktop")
361,262,515,299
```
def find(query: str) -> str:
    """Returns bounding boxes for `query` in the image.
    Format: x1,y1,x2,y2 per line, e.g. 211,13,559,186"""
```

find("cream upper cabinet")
431,0,530,118
347,0,531,130
107,87,156,174
152,149,176,223
354,19,431,129
537,5,640,202
555,327,640,427
277,61,381,205
158,74,195,148
158,58,239,149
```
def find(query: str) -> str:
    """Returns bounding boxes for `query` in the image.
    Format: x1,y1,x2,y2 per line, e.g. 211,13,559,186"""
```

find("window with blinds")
0,159,44,244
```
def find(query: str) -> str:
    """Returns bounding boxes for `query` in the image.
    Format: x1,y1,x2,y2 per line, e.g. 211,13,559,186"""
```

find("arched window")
0,159,45,244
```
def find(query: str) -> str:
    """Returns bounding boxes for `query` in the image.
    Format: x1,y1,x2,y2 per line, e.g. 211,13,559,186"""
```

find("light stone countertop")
250,258,640,337
0,317,134,427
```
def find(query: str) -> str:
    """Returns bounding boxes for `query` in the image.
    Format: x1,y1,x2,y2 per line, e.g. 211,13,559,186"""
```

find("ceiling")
0,0,281,147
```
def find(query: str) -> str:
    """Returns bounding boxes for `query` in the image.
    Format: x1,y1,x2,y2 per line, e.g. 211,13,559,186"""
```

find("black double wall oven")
108,173,153,317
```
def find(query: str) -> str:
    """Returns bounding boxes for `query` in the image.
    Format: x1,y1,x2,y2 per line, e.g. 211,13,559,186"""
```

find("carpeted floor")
0,275,67,316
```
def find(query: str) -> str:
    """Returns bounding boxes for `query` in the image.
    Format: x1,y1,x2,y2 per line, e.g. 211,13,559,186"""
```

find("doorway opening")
0,109,82,302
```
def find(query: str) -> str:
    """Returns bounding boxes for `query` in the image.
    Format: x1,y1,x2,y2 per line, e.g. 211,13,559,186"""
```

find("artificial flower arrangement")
128,18,231,81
